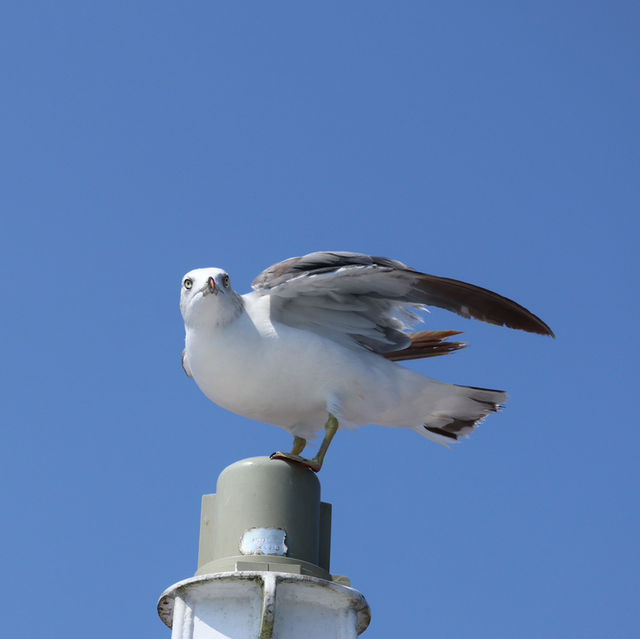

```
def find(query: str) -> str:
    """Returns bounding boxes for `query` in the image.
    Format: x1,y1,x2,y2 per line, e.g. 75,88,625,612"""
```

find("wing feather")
252,251,553,357
383,331,467,361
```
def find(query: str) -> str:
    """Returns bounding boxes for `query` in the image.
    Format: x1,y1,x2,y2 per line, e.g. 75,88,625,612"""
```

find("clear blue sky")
2,3,638,637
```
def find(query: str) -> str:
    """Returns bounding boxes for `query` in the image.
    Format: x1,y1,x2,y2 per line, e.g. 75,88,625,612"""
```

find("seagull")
180,251,553,472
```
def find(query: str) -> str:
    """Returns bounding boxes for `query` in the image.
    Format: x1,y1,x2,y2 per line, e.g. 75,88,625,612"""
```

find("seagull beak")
201,277,218,296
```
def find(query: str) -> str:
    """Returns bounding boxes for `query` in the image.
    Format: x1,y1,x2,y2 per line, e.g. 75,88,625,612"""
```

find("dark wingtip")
524,319,555,338
414,273,555,338
471,300,555,338
526,317,555,338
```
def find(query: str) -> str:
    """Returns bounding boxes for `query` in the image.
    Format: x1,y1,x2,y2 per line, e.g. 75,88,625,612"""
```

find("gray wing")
253,251,554,355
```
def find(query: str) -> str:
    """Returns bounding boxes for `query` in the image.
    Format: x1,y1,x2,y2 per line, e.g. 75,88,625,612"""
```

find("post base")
158,571,371,638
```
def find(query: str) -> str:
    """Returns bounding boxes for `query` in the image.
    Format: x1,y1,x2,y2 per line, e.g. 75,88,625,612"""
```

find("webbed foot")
269,451,322,472
269,415,339,473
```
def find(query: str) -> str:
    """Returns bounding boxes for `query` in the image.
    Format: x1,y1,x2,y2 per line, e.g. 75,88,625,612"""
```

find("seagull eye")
183,278,193,290
222,275,230,288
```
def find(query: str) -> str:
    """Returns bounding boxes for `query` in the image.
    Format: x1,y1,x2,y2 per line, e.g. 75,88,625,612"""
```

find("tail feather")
417,384,507,446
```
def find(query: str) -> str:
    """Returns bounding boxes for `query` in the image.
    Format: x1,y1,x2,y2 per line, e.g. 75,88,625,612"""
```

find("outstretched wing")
253,251,553,355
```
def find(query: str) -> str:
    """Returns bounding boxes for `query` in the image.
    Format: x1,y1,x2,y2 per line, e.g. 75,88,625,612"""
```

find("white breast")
184,293,428,439
185,297,351,432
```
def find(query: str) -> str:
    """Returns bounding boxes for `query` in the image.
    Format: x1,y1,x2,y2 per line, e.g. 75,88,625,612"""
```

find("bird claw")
270,451,321,473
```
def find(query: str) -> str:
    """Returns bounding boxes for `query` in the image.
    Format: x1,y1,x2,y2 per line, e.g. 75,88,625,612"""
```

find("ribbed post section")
158,457,371,638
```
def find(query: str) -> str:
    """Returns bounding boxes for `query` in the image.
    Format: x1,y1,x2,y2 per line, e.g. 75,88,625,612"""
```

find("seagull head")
180,267,243,327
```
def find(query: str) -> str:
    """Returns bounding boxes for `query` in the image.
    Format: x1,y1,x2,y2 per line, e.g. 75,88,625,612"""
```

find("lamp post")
158,457,371,638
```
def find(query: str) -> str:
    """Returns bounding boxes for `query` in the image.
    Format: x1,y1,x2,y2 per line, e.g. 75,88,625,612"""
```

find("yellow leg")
270,414,339,473
290,436,306,456
308,414,338,471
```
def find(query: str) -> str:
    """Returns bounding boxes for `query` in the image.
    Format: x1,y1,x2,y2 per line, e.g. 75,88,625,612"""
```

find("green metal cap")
196,457,333,580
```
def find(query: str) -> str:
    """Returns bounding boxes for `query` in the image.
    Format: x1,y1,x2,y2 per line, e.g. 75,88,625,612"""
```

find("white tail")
416,384,507,446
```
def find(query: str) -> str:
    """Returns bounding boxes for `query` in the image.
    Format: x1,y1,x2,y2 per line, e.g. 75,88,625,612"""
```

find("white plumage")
180,251,553,470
